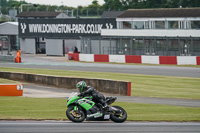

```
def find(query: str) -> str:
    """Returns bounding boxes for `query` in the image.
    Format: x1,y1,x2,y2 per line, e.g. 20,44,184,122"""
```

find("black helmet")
76,81,87,93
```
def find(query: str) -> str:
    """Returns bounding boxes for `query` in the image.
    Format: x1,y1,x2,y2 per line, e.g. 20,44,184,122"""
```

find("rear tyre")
110,106,127,123
66,106,85,123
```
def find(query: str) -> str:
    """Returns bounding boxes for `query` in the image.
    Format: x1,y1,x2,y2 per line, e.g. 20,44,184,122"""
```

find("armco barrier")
0,71,131,96
0,84,23,96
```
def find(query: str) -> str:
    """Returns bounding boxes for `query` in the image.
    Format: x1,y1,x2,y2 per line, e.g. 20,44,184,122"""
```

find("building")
17,11,71,55
17,11,116,56
101,11,124,18
16,11,69,19
18,8,200,57
101,8,200,56
0,22,19,51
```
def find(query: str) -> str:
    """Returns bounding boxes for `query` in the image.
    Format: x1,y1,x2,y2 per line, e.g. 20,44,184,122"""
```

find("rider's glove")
78,93,84,97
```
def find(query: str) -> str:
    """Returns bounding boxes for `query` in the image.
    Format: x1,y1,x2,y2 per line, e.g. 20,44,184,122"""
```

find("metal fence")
80,36,200,56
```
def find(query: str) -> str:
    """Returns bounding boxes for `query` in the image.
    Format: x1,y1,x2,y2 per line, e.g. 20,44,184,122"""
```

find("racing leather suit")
79,86,106,107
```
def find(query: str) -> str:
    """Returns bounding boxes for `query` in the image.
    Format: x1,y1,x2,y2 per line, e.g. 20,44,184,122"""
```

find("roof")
0,22,18,35
16,11,63,17
0,22,18,26
101,11,124,18
118,8,200,18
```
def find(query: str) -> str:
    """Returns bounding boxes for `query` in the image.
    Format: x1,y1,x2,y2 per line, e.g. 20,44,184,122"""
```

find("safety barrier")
0,55,14,62
68,53,200,65
125,55,142,64
0,84,23,96
197,57,200,65
0,71,131,96
94,54,109,62
159,56,177,65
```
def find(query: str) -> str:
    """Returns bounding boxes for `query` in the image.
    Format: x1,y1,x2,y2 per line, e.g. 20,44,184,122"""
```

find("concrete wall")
0,55,14,62
79,54,94,62
68,53,200,65
0,71,131,96
177,56,197,65
142,55,160,64
46,39,64,56
20,38,36,54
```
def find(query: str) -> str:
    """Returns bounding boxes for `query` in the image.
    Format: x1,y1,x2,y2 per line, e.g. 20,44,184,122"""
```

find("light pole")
0,0,2,15
20,4,37,13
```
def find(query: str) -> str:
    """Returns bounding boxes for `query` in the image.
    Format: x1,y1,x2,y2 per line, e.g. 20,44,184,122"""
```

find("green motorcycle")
66,92,127,123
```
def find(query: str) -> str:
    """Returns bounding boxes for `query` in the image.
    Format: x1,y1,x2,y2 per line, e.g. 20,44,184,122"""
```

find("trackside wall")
0,71,131,96
68,53,200,65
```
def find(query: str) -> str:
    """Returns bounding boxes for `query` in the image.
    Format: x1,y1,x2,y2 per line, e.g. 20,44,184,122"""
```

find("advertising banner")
18,18,116,39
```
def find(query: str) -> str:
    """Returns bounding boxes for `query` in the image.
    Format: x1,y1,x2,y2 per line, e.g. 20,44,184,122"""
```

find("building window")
156,40,166,50
133,21,145,29
155,21,165,29
144,21,149,29
179,21,185,29
122,21,132,29
193,40,200,52
168,21,178,29
186,21,191,29
135,39,144,49
117,21,123,29
169,40,179,50
191,21,200,29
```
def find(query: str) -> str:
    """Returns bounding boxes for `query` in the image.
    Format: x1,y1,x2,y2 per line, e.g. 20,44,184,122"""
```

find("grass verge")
0,67,200,100
0,78,20,84
0,97,199,121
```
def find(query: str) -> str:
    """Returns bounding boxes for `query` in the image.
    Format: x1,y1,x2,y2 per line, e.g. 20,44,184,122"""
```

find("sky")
17,0,105,7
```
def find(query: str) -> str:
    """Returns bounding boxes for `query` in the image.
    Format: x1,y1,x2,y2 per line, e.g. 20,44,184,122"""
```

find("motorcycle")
66,92,127,123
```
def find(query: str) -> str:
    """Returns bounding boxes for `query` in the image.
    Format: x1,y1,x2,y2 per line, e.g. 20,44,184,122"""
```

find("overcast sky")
17,0,105,7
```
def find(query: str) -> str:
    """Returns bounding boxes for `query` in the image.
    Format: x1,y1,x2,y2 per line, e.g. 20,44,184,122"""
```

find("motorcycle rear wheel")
66,106,85,123
110,106,127,123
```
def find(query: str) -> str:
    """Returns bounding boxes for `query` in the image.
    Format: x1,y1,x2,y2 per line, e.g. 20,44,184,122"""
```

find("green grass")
0,97,199,121
0,78,20,84
0,67,200,100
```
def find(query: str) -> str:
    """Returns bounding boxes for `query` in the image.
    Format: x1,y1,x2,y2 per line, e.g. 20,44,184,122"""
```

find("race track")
0,121,200,133
0,54,200,78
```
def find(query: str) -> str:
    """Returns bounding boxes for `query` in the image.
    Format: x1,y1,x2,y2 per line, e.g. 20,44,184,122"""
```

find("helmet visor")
77,86,83,93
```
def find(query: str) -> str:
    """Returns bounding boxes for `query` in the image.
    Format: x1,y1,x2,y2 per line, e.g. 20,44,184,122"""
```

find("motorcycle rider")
76,81,108,109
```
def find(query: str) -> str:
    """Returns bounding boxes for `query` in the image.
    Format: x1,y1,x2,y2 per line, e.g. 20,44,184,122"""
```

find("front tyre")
110,106,127,123
66,106,85,123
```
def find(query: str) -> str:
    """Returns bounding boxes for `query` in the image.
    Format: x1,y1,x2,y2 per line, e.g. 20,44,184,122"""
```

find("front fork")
74,106,80,114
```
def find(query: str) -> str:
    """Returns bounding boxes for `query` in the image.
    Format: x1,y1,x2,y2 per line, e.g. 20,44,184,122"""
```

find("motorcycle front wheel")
110,106,127,123
66,106,85,123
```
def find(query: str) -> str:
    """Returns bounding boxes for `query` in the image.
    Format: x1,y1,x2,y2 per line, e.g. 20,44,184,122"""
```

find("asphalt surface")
0,54,200,78
0,121,200,133
1,54,200,132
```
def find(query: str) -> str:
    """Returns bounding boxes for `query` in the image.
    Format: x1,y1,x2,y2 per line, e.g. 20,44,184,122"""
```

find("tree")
103,0,200,10
87,0,102,16
103,0,124,10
